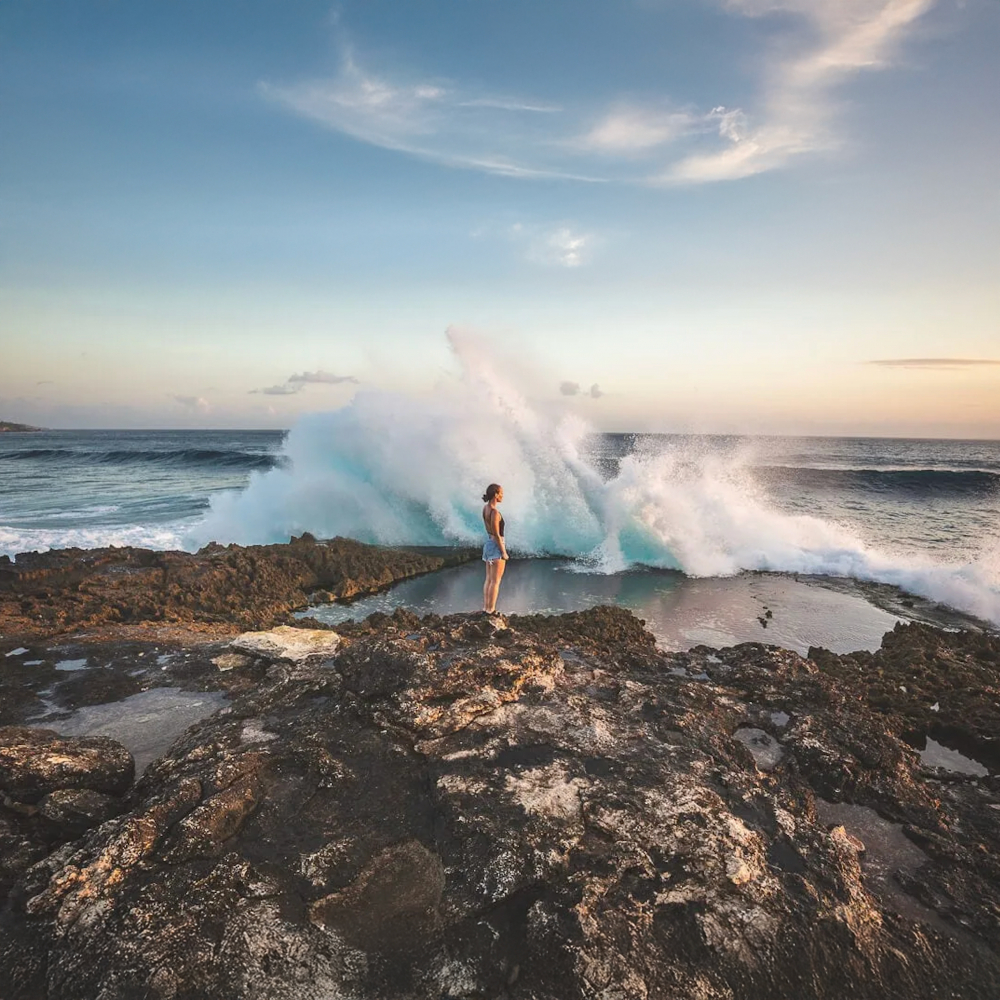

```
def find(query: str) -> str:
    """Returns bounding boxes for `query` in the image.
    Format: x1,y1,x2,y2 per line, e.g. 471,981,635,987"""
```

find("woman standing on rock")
482,483,508,614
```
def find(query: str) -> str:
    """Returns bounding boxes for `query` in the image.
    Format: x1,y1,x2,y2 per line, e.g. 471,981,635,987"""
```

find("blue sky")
2,0,998,435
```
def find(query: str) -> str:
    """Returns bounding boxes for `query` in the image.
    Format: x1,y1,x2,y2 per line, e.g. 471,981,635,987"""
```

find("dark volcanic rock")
1,608,999,999
0,729,133,900
809,622,1000,768
0,534,476,636
37,788,122,834
0,727,134,802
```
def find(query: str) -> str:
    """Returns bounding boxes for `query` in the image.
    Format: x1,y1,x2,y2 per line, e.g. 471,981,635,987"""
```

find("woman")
481,483,508,614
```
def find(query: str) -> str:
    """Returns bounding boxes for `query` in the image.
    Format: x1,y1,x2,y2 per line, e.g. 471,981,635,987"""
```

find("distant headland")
0,421,43,433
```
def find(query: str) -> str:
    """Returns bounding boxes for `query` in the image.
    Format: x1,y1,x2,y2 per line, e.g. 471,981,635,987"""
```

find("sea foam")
190,330,1000,626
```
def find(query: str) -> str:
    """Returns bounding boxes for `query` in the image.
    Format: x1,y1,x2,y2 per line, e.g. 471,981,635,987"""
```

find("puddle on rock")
42,687,228,774
734,727,784,771
55,658,89,672
919,737,989,777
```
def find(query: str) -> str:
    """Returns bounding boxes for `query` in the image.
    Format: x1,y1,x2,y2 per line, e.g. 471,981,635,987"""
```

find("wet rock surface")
0,534,476,636
809,622,1000,768
0,727,134,802
0,728,134,901
0,608,997,999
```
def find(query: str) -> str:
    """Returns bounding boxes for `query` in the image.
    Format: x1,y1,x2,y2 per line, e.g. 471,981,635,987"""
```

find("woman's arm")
489,509,509,560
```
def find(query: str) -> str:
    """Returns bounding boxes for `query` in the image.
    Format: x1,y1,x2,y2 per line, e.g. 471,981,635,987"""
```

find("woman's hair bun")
482,483,501,503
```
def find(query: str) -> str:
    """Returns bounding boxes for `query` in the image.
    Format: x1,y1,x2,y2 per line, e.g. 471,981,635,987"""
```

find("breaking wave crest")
190,330,1000,625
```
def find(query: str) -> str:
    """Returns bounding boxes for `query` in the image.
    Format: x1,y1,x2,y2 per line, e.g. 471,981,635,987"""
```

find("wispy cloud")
172,394,212,413
261,50,601,182
263,4,936,186
578,106,697,155
288,370,359,385
526,226,592,268
458,98,562,113
476,220,599,268
250,384,303,396
662,0,937,183
250,370,358,395
868,358,1000,369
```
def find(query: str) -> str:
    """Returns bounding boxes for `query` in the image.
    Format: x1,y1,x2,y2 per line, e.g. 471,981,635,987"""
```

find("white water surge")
188,331,1000,625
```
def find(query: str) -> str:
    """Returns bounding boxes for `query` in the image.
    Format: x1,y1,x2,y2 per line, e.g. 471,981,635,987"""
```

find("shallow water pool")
301,560,907,655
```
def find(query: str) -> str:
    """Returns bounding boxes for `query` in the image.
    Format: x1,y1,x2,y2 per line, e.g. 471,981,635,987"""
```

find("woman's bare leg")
483,561,493,612
488,559,506,612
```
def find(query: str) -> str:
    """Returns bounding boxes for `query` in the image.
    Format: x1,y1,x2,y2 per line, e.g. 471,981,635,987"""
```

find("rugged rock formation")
1,609,998,999
0,534,476,636
809,621,1000,764
0,729,134,900
0,727,134,802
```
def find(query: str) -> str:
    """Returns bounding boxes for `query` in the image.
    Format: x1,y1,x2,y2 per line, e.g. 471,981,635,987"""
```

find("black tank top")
484,507,504,538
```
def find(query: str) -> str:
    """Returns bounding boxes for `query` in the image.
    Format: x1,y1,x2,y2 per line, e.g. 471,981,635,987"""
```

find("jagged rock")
1,609,998,999
0,727,134,803
212,652,252,671
809,622,1000,762
230,625,341,662
37,788,122,834
0,535,477,636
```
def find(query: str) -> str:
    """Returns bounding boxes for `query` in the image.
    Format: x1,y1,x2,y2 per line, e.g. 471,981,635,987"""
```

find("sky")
1,0,998,437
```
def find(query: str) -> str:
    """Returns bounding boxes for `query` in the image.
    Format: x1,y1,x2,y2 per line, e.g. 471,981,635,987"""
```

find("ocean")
2,426,998,636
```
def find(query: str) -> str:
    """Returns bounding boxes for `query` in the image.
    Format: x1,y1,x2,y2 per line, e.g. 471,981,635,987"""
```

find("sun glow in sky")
1,0,998,436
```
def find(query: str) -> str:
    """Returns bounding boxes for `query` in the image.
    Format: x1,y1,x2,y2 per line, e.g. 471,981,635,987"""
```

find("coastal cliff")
0,422,42,433
1,604,999,999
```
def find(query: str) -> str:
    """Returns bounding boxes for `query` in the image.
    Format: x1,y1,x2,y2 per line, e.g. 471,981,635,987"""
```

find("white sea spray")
186,330,1000,626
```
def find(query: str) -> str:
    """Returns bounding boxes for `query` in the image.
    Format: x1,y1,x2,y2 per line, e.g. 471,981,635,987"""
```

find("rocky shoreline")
1,540,999,998
0,534,478,638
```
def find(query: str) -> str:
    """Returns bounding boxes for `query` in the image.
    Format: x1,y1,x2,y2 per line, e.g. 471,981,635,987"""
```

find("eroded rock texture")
0,534,475,635
0,728,133,901
1,609,999,999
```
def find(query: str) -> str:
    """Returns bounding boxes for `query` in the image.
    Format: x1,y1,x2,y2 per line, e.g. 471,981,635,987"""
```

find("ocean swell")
755,466,1000,497
0,447,281,472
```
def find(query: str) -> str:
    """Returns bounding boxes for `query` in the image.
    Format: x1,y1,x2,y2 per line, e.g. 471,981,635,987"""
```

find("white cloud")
663,0,937,183
261,50,599,182
559,380,604,399
527,226,592,268
260,51,444,148
488,221,597,268
172,394,211,414
579,106,696,154
264,4,938,187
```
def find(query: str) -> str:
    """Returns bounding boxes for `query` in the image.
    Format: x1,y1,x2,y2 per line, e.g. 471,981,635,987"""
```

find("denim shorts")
482,538,504,562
